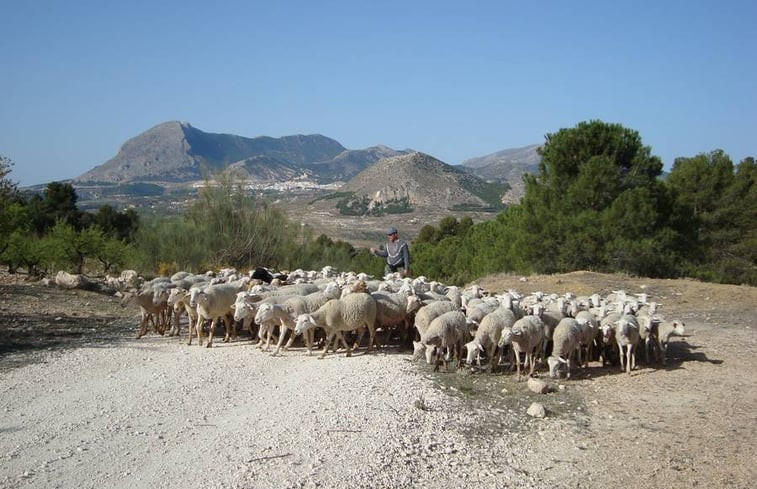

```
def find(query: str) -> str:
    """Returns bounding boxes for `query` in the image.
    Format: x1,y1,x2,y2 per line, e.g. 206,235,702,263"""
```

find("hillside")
339,152,507,213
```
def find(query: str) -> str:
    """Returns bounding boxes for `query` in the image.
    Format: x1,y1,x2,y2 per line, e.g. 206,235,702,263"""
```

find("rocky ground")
0,270,755,489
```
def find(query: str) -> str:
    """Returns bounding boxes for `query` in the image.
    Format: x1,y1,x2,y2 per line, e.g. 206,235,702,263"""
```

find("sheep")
574,310,600,367
371,290,423,349
636,314,661,364
165,281,209,337
657,319,685,364
614,314,641,374
413,300,460,340
531,299,568,360
413,311,470,372
599,311,623,366
231,291,298,347
509,315,546,380
121,285,170,338
293,292,377,359
547,318,583,379
465,307,517,372
266,282,342,355
465,300,500,325
254,303,302,354
152,274,208,308
190,282,248,347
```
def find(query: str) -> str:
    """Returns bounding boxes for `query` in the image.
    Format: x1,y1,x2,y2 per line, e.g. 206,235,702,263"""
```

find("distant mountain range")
71,121,542,207
76,121,409,184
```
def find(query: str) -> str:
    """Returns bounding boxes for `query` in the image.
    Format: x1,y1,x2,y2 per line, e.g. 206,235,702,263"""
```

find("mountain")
461,144,542,182
338,152,507,213
75,121,402,184
460,144,542,204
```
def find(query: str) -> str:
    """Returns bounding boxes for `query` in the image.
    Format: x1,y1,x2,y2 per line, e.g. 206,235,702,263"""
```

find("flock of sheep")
118,266,686,379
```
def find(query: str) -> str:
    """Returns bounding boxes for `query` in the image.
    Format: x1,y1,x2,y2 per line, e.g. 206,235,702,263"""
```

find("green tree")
0,156,19,255
29,182,82,234
1,231,57,275
48,222,102,273
513,120,671,274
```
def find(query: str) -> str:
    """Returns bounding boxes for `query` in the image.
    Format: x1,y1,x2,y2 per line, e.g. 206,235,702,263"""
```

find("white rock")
527,377,550,394
527,402,546,418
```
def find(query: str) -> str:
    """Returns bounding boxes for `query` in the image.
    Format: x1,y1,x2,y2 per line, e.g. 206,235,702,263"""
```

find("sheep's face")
464,341,482,365
672,320,685,336
193,292,210,309
294,315,316,335
167,289,185,307
548,356,568,379
412,341,426,362
254,305,274,325
406,295,422,315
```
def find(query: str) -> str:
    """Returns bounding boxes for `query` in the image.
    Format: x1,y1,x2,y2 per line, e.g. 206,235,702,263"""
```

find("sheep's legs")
273,325,291,356
206,318,219,348
514,349,523,381
319,332,336,359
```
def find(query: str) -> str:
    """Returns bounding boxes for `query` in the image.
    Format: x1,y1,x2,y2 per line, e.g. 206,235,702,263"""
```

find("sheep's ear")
230,304,236,310
477,344,484,352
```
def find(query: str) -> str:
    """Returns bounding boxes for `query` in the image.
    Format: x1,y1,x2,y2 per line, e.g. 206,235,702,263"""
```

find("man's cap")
386,226,398,235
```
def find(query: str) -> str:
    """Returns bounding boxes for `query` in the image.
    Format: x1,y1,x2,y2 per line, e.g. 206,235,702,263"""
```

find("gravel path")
0,334,542,489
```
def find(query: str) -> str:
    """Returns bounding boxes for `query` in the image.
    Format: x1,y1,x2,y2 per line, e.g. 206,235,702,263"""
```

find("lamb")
190,282,248,347
413,310,470,372
165,281,209,337
293,292,377,359
265,282,342,355
121,285,170,338
413,300,460,340
465,307,517,372
547,318,583,379
614,314,641,374
509,315,546,380
231,291,297,347
657,319,685,364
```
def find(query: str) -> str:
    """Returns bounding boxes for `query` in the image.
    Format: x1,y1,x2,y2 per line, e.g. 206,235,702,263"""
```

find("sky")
2,0,755,187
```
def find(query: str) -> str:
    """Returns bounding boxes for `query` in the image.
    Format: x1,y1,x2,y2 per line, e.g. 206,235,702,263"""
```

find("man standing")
370,226,411,277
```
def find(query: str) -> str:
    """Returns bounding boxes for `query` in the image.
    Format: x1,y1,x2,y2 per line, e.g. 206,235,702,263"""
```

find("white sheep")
190,282,248,347
266,283,342,355
413,300,460,340
614,314,641,374
547,317,583,379
371,290,423,349
465,307,516,372
509,315,546,380
121,285,170,339
293,292,377,359
573,310,599,368
657,319,685,364
413,310,469,372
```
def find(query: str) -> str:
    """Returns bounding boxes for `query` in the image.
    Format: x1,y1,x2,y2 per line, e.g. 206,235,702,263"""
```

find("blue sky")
2,0,755,186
